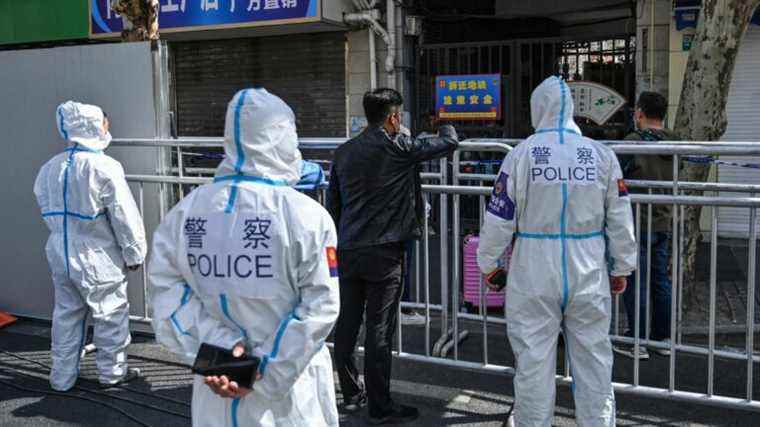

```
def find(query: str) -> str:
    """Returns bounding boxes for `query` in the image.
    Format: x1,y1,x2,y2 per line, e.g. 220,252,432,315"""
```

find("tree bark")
674,0,759,302
113,0,159,42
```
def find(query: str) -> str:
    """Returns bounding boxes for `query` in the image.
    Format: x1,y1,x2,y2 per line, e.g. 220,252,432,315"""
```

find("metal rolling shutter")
172,32,347,138
717,25,760,238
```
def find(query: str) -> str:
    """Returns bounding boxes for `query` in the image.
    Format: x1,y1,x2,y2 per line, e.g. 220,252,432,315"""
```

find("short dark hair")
363,88,403,126
636,91,667,121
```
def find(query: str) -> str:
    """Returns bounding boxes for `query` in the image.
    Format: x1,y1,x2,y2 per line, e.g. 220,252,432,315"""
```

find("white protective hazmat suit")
477,76,636,426
34,101,147,391
149,89,340,427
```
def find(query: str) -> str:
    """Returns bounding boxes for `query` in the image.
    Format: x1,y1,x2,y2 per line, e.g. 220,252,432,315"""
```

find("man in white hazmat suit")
34,101,148,391
149,88,340,426
477,76,636,426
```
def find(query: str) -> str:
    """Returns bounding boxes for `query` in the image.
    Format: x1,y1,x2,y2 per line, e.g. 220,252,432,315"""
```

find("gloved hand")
485,268,507,292
294,161,326,191
610,276,627,294
203,342,260,399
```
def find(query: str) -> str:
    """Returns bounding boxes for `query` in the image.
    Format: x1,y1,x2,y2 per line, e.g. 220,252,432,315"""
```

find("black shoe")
368,404,419,425
99,368,140,389
342,392,367,414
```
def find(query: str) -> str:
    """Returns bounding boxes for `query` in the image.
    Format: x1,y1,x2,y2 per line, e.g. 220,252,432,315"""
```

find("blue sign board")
91,0,320,36
435,74,502,121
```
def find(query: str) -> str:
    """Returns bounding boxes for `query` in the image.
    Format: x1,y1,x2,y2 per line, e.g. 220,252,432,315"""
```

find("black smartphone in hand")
192,343,261,388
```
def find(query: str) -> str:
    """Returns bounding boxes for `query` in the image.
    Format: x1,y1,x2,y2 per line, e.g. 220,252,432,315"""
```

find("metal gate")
415,36,635,138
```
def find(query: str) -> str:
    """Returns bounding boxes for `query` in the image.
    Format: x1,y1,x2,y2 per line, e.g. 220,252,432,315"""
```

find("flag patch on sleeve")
326,247,339,277
486,172,515,220
617,179,629,197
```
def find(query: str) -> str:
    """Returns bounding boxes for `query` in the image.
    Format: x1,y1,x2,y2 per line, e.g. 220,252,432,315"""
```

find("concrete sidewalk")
1,320,757,426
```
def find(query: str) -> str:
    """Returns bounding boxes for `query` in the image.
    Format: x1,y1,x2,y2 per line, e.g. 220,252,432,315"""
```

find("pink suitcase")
462,235,511,308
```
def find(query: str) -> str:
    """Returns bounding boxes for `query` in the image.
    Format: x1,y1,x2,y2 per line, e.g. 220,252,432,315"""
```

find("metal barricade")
444,140,760,413
112,137,760,413
428,185,760,412
113,137,451,352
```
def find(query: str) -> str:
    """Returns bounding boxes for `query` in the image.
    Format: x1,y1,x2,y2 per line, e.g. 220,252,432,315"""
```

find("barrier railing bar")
646,188,653,341
421,186,760,208
415,240,421,304
479,185,488,365
630,180,760,194
669,154,680,393
634,203,641,386
114,137,760,156
436,156,450,356
463,137,760,147
708,206,718,397
176,146,184,199
139,182,149,322
612,335,760,362
397,288,403,355
423,196,431,357
452,149,461,361
614,294,620,336
678,201,686,345
126,175,210,185
449,177,760,195
747,208,757,402
172,167,442,183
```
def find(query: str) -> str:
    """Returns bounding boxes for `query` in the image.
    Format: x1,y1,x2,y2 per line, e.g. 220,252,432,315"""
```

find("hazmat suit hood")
56,101,112,151
530,76,582,135
215,88,302,186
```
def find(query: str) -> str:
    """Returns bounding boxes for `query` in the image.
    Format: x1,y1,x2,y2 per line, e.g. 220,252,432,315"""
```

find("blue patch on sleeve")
486,172,515,220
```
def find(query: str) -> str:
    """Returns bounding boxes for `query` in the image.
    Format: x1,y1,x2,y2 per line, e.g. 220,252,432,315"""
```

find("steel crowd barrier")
112,137,760,412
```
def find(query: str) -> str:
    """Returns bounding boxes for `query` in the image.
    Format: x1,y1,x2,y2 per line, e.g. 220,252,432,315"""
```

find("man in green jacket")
614,91,677,360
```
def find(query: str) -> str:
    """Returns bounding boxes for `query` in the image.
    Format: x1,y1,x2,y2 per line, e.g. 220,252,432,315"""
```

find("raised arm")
394,125,460,163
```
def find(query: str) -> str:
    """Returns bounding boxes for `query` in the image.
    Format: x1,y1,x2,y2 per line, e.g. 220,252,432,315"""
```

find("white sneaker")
651,339,672,356
400,312,426,326
613,344,650,360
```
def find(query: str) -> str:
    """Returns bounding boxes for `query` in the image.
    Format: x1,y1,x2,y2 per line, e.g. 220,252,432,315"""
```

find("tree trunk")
674,0,759,303
113,0,159,42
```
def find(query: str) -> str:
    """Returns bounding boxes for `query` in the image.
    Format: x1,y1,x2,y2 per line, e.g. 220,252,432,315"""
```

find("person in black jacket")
328,88,458,424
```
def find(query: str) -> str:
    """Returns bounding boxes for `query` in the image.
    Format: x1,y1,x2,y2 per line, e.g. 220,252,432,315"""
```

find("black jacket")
327,125,459,250
623,128,680,232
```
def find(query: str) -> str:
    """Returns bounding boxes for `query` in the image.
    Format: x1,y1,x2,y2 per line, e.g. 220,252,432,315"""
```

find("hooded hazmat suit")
149,89,340,427
477,76,636,426
34,101,147,390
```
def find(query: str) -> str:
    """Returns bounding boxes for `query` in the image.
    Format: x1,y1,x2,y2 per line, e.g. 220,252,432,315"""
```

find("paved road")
1,320,758,426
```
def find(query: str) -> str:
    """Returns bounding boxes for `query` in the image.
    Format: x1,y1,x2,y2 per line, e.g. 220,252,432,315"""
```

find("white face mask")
101,130,113,146
100,118,110,142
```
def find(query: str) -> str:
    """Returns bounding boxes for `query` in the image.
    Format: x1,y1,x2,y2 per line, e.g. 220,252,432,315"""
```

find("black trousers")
334,242,405,417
